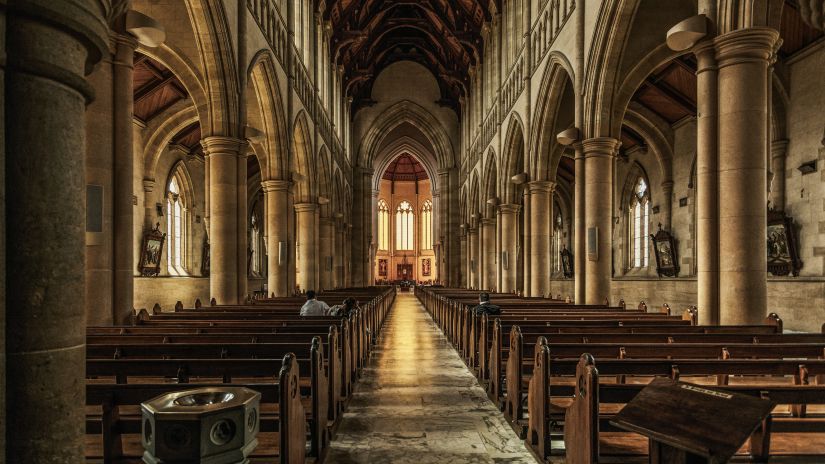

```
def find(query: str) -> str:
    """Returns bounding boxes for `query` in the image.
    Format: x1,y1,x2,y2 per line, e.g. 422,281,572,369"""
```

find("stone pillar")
529,181,554,297
334,218,345,288
295,202,319,291
522,188,531,295
237,151,248,300
573,145,586,303
582,137,620,304
498,204,520,293
351,168,372,286
695,41,720,324
203,136,244,304
460,230,468,287
263,180,291,296
319,217,335,290
715,28,778,325
370,188,379,285
481,218,497,290
112,33,137,322
770,139,788,210
660,180,674,232
6,0,108,461
468,227,479,288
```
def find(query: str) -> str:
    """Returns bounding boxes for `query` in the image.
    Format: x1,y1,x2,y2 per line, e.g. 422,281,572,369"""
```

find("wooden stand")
610,379,774,464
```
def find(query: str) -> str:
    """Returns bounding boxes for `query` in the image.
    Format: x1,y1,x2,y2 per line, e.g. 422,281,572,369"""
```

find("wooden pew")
557,354,825,462
86,354,306,464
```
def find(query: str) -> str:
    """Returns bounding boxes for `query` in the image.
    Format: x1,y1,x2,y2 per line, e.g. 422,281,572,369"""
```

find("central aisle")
327,292,538,463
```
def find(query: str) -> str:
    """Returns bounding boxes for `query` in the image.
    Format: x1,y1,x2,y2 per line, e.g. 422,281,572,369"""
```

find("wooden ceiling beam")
134,74,177,104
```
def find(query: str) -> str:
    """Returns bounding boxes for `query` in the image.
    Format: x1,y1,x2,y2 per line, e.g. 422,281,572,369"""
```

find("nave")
327,292,537,464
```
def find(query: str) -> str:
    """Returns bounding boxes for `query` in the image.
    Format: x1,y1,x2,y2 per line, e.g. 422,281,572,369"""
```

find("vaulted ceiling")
325,0,490,116
382,153,429,181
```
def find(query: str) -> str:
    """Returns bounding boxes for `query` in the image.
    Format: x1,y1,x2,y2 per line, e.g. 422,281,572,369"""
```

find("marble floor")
326,292,539,464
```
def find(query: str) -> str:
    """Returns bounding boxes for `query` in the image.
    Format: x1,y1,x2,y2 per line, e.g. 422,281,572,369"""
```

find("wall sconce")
666,15,710,51
798,160,818,175
556,127,580,146
125,10,166,48
510,173,529,184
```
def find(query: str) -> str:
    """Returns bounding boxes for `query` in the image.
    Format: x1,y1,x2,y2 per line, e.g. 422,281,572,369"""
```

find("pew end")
279,353,307,464
563,354,599,464
151,303,162,315
682,306,698,325
766,313,783,333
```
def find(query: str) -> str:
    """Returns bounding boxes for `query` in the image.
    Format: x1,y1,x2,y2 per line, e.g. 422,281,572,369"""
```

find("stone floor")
326,292,539,464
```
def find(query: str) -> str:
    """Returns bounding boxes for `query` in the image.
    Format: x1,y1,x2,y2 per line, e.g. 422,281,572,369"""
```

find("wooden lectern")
610,378,774,464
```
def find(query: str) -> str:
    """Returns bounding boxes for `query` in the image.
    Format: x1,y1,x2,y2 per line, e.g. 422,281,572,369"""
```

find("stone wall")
549,277,825,332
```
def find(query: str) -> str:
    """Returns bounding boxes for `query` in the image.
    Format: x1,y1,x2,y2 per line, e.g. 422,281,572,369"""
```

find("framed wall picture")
139,223,166,276
560,246,573,278
422,258,431,276
767,206,802,276
650,225,679,277
378,258,388,277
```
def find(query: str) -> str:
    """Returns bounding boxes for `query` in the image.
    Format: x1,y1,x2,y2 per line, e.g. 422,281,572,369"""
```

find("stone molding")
294,202,319,213
714,27,779,69
261,179,292,193
581,137,621,159
201,136,246,157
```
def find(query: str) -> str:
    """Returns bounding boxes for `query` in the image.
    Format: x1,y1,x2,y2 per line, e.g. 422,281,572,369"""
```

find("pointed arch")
500,113,526,204
292,111,316,203
358,100,455,171
185,0,241,137
248,49,289,180
531,52,576,181
317,145,333,217
481,148,499,217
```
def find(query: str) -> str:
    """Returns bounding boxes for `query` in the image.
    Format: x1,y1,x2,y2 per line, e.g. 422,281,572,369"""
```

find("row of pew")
416,287,825,463
85,287,395,463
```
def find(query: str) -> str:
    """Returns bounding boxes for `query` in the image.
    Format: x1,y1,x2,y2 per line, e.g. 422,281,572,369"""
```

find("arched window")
553,210,563,273
396,200,414,251
421,200,433,250
629,178,650,268
378,199,390,250
249,211,262,276
166,170,189,275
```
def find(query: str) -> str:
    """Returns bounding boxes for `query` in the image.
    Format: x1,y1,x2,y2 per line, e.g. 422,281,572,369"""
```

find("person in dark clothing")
473,292,501,316
330,297,359,317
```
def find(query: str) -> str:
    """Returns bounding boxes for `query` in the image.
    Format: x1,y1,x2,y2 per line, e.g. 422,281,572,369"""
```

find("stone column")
529,181,554,297
715,28,778,324
498,204,520,293
237,150,248,300
112,33,137,322
370,188,379,285
203,136,244,304
695,41,720,324
295,202,319,291
6,0,108,460
481,218,497,290
522,188,531,295
468,227,479,288
334,218,345,288
770,139,788,210
319,217,335,290
660,180,674,232
582,137,620,304
573,144,586,303
263,180,291,296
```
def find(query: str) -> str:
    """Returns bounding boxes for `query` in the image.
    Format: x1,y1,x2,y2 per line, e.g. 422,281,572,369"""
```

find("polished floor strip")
326,292,539,463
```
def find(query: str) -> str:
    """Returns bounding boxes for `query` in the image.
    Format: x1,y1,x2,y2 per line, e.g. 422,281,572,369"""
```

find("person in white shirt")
299,290,330,316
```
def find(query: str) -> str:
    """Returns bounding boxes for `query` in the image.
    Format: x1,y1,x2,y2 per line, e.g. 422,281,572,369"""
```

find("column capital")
261,179,293,193
142,179,155,193
357,167,375,176
527,180,556,193
714,27,779,69
201,136,246,157
581,137,621,158
481,217,496,226
371,189,380,198
320,217,336,226
771,139,789,157
437,167,453,177
661,180,675,190
693,39,718,73
497,203,521,214
294,202,319,213
467,227,478,235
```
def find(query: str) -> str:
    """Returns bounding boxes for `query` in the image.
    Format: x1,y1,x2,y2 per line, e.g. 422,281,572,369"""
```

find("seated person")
329,297,359,318
473,292,501,316
299,290,330,316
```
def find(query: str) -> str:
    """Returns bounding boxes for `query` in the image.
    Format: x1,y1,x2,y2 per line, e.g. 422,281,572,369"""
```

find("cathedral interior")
3,0,825,462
